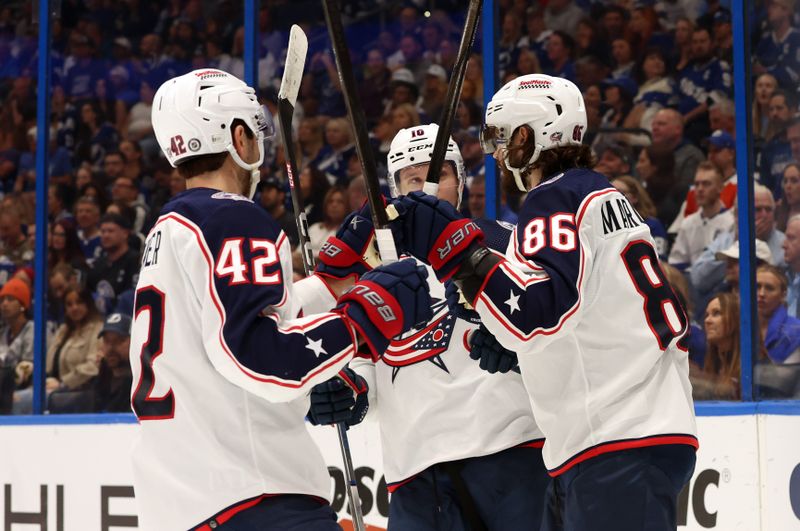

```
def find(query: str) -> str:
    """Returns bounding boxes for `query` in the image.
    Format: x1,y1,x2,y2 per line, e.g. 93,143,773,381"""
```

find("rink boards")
0,405,798,530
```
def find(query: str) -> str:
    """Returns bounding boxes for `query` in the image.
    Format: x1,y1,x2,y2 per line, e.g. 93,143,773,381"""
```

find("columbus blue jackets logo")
383,299,455,382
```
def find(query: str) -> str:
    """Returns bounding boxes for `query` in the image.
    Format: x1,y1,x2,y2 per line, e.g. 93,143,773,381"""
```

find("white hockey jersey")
469,169,698,476
129,188,357,530
346,220,544,489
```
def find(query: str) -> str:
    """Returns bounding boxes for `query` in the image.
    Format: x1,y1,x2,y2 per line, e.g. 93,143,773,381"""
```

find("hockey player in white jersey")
388,76,698,531
130,69,432,530
307,124,549,530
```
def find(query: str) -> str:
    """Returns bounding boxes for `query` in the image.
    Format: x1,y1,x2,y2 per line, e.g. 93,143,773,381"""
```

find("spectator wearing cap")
13,286,103,414
670,130,738,232
86,214,140,315
756,264,800,367
385,68,421,115
421,64,448,120
544,30,576,83
713,239,774,296
593,142,633,179
675,26,732,145
259,176,299,248
93,312,133,413
711,8,733,63
753,0,800,91
650,108,705,198
760,91,796,196
669,162,735,271
0,278,33,414
782,215,800,317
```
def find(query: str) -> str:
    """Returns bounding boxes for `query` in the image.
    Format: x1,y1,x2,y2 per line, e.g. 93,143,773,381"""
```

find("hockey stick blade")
424,0,483,194
278,26,315,275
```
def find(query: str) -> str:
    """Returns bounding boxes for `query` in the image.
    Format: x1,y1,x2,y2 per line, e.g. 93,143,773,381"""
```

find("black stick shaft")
278,100,315,275
323,0,387,228
426,0,483,185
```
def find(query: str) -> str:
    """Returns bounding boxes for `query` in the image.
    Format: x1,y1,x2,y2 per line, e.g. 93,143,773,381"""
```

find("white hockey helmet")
481,74,587,192
151,69,275,198
386,124,465,208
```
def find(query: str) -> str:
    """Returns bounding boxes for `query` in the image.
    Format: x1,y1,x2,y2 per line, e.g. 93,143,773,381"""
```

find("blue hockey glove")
469,325,519,374
389,191,484,281
307,367,369,427
315,210,378,280
335,259,433,361
444,280,480,324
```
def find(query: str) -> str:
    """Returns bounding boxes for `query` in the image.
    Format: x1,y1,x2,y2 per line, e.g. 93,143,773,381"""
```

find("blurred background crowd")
0,0,799,414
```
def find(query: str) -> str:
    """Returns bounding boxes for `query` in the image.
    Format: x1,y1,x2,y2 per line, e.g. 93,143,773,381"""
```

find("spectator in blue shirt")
677,26,732,145
544,30,577,83
753,0,800,92
757,264,800,365
760,91,796,196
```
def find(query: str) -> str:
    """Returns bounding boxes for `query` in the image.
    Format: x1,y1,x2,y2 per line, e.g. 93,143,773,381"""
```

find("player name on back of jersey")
599,195,645,237
141,229,162,270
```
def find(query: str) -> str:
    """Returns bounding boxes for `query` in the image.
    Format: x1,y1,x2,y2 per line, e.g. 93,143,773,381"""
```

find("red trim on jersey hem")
517,438,545,448
386,475,418,493
547,434,699,477
161,213,354,388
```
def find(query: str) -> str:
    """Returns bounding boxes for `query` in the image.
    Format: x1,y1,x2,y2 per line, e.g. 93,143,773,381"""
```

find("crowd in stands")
0,0,799,412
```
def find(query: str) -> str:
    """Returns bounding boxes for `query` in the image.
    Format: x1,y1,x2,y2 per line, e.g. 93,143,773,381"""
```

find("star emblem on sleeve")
504,290,521,315
306,337,327,358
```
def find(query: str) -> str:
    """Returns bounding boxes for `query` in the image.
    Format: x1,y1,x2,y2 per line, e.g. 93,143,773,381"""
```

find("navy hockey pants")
388,446,550,531
198,494,341,531
540,444,696,531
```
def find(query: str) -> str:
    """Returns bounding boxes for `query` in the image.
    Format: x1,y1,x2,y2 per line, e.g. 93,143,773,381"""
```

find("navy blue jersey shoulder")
474,218,513,253
160,187,283,243
519,168,612,226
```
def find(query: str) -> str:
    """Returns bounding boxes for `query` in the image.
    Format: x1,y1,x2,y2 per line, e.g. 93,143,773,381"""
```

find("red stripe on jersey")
159,214,355,388
386,475,419,493
195,494,271,529
547,434,699,477
517,438,545,448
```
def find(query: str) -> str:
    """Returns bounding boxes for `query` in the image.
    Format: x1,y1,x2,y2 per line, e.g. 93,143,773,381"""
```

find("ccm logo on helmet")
348,285,397,323
519,79,552,89
437,221,480,261
408,143,434,152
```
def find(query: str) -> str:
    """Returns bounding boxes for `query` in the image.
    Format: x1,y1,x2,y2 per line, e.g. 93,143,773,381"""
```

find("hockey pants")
388,446,550,531
540,444,697,531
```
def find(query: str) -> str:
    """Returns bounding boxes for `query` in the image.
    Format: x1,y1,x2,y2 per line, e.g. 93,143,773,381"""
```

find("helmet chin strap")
503,144,542,193
227,134,265,199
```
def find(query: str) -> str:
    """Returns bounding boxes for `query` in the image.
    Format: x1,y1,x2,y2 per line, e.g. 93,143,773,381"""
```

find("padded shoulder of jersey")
473,218,513,253
519,168,612,224
159,187,282,242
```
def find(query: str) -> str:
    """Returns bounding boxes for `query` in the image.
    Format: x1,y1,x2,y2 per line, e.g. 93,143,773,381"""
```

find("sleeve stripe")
163,213,355,389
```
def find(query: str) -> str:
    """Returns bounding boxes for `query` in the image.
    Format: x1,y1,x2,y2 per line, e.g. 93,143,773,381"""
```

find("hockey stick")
278,25,366,531
424,0,483,195
323,0,398,264
278,25,314,275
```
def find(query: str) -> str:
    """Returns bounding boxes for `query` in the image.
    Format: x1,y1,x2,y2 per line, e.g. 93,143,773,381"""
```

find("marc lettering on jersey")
141,230,162,269
600,196,645,236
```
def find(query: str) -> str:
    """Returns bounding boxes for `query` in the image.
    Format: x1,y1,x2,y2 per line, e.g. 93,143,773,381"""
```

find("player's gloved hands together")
315,209,378,281
469,324,519,374
444,280,480,324
389,191,484,281
307,367,369,427
335,259,433,361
